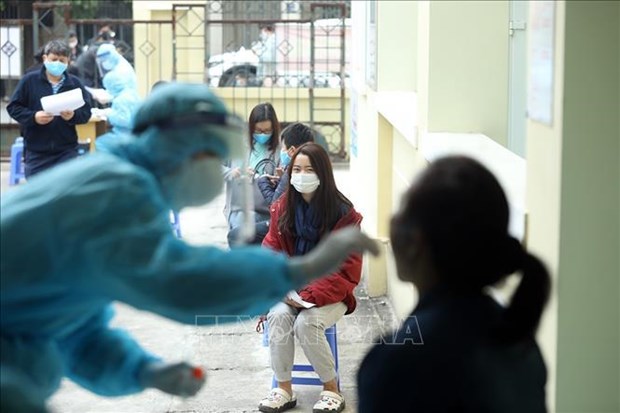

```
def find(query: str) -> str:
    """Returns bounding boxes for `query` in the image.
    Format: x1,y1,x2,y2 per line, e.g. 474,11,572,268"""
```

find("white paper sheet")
85,86,113,104
40,88,85,116
287,290,316,309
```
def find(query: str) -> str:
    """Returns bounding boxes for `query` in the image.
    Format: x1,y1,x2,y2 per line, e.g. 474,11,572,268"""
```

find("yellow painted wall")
132,1,351,151
527,2,619,411
427,1,510,146
354,1,620,411
557,2,619,410
525,3,566,409
376,1,417,92
388,127,427,317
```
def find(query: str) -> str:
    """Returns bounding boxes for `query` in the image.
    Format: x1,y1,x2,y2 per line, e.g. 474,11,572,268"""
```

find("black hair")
391,156,551,342
279,142,352,237
281,122,315,148
33,47,44,63
43,40,71,57
248,102,281,153
97,32,113,42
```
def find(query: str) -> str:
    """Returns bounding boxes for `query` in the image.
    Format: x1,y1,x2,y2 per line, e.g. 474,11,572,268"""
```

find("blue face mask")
44,61,67,77
160,158,223,211
253,132,272,145
280,149,291,167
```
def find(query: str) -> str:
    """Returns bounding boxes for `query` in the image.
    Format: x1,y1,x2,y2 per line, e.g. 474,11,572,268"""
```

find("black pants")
228,220,270,248
24,147,79,179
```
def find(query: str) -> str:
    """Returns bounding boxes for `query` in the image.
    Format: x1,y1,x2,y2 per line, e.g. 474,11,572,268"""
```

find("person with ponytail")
357,156,551,412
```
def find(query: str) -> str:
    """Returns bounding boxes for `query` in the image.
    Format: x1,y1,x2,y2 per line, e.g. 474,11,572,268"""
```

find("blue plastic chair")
263,321,339,388
9,137,25,186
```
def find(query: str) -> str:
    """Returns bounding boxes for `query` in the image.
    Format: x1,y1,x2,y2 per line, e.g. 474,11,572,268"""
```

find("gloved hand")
287,227,380,283
139,361,206,397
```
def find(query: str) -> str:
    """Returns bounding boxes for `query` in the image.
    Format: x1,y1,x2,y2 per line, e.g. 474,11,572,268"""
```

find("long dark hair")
278,142,352,237
248,102,280,153
390,156,550,342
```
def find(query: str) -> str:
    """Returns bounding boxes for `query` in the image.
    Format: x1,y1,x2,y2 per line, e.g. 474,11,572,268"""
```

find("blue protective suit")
0,85,298,409
96,43,137,90
95,68,142,152
102,69,141,133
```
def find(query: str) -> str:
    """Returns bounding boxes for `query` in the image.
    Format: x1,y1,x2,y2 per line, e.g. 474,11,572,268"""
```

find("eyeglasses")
254,128,273,134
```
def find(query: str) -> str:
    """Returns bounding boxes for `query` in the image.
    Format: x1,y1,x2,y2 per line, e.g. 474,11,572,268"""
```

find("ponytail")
498,252,551,343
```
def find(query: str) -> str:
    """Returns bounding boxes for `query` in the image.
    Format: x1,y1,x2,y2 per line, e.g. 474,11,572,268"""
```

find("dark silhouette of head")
391,156,550,342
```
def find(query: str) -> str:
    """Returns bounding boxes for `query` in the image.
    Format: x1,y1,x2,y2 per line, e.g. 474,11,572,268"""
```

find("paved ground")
1,161,399,413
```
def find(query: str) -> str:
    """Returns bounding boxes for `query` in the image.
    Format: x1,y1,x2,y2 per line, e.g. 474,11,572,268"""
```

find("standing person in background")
87,23,116,48
95,43,136,89
256,23,277,87
93,69,142,152
87,23,133,65
224,102,281,247
259,143,361,413
74,32,112,89
7,39,92,178
66,31,83,79
357,156,550,413
66,30,83,62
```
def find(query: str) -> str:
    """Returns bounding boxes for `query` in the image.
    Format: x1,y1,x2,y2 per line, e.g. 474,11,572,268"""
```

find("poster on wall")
350,89,358,157
527,1,555,126
0,27,22,78
365,0,377,91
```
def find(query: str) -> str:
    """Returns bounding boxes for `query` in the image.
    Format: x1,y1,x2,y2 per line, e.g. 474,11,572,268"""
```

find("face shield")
148,113,255,220
130,82,256,233
200,116,258,247
96,44,119,77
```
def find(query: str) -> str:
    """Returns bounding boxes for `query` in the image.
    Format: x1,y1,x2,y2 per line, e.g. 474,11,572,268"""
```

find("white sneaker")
313,390,345,413
258,387,297,413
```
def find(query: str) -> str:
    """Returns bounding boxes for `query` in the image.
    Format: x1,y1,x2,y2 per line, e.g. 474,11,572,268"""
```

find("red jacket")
262,197,363,314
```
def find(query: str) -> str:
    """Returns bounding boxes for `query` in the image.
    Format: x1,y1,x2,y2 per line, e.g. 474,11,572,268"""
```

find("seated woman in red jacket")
259,142,361,413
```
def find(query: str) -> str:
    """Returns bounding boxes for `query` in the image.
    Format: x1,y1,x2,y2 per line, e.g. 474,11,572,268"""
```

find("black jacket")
357,288,547,413
7,66,92,154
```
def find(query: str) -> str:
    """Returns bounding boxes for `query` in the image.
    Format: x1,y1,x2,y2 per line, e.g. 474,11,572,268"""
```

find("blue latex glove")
139,361,206,397
288,227,380,283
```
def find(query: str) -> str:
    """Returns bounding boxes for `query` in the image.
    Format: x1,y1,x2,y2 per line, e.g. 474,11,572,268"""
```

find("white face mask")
160,158,223,211
290,172,320,194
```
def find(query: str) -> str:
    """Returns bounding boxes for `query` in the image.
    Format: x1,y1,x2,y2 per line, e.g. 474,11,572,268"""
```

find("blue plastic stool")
169,211,182,238
9,137,25,186
264,321,339,388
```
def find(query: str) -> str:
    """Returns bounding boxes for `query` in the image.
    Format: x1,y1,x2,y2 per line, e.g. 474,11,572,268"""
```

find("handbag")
229,157,277,217
251,158,277,216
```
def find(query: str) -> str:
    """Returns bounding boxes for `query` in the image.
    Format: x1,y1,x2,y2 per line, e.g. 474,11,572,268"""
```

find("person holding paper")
7,39,92,178
259,142,362,413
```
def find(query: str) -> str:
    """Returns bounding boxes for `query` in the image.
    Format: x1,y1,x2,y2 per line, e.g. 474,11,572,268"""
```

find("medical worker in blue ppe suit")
0,82,379,413
95,43,137,89
94,68,142,152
